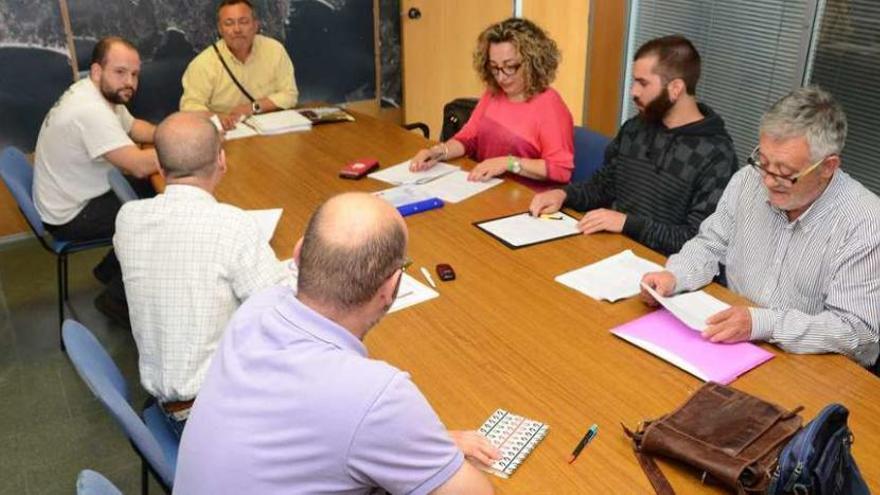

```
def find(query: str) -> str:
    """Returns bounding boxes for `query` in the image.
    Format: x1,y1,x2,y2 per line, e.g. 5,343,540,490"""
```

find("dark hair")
474,17,560,99
217,0,256,18
634,35,701,95
90,36,138,67
154,113,221,180
297,200,406,311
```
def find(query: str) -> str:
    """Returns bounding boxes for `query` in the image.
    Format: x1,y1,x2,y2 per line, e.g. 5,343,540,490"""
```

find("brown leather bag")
623,382,804,494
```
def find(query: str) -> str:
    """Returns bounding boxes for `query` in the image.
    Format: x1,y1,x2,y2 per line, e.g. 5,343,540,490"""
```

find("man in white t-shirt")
33,36,160,325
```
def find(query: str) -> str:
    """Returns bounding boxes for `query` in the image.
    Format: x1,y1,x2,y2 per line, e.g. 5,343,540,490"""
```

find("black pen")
568,423,599,464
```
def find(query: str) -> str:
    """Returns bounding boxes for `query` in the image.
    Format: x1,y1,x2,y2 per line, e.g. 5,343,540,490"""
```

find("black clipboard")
473,210,582,250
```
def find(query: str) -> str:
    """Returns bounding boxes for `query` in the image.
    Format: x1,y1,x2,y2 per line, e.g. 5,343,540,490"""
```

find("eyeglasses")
400,257,413,273
747,146,827,187
488,63,522,77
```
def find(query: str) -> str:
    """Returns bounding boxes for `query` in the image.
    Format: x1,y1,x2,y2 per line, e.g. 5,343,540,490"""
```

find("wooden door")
401,0,513,141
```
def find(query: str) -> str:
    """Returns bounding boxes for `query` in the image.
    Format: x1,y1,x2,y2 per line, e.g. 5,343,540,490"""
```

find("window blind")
622,0,815,166
808,0,880,194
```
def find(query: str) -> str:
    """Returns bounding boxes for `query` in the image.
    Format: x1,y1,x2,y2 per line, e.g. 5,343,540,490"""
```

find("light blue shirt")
174,285,464,494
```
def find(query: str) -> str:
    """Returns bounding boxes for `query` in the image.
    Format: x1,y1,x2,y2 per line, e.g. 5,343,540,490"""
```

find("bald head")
154,112,222,179
297,193,407,311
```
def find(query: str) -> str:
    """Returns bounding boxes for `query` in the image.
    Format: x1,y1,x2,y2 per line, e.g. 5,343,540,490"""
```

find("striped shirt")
667,166,880,367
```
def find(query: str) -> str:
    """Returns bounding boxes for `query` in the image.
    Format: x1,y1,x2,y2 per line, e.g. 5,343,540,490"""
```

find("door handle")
407,7,422,20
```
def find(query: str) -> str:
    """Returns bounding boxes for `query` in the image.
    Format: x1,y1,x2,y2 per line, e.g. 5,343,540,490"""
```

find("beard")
101,81,134,105
636,87,675,124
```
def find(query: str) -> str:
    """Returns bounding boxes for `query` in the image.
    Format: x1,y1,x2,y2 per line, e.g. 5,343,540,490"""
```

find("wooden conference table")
196,113,880,493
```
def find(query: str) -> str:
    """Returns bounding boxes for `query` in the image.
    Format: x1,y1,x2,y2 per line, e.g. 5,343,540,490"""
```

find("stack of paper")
370,162,501,204
245,110,312,135
477,409,549,479
555,250,663,302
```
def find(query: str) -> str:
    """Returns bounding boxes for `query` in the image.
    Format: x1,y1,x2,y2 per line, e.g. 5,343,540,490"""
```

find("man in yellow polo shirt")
180,0,298,130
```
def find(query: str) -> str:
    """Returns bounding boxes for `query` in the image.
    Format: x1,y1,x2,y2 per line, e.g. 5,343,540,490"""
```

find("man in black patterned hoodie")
530,35,737,255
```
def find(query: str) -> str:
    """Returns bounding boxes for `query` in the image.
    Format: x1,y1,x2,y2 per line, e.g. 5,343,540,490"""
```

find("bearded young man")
33,36,159,325
529,35,738,255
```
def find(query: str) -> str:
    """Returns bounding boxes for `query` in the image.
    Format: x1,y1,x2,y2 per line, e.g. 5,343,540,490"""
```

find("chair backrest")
572,126,611,183
0,147,46,236
76,469,123,495
62,320,175,487
107,168,138,204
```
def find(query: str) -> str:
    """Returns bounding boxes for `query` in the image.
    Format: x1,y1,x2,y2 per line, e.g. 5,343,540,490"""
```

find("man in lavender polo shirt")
174,193,497,494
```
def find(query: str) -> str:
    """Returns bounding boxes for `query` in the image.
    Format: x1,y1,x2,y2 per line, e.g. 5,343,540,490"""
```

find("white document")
210,114,258,140
368,160,460,186
555,249,664,302
416,170,502,203
388,272,439,313
476,211,579,248
641,283,730,331
248,208,283,242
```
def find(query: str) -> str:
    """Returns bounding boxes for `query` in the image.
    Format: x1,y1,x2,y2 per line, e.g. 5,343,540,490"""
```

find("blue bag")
768,403,870,494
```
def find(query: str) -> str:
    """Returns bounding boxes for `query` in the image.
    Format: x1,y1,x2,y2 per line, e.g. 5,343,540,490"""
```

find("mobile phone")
339,158,379,179
436,263,456,281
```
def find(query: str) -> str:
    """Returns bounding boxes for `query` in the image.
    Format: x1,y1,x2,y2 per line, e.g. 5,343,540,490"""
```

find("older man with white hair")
642,86,880,371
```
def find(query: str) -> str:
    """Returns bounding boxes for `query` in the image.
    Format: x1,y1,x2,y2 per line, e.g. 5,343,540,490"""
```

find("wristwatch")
507,155,522,174
251,101,262,115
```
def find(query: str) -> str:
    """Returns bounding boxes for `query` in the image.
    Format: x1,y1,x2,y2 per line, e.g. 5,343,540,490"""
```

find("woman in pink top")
410,17,574,184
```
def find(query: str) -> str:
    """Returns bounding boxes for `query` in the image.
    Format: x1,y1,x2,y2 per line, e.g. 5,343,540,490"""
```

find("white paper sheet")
248,208,283,242
368,160,460,186
388,272,439,313
210,114,259,140
640,283,730,331
476,211,579,247
416,170,502,203
555,249,664,302
373,185,436,208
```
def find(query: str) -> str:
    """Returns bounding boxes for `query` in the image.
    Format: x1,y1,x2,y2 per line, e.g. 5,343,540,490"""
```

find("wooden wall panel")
585,0,628,137
523,0,590,124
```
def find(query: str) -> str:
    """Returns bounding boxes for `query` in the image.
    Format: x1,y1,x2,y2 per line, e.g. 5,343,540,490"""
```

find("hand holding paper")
703,306,753,343
640,282,730,331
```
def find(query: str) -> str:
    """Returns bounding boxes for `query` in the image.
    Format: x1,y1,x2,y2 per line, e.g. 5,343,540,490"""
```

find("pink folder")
611,309,774,384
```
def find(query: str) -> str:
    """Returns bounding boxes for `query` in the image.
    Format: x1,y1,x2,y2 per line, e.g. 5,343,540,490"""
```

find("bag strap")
623,423,676,495
212,42,255,103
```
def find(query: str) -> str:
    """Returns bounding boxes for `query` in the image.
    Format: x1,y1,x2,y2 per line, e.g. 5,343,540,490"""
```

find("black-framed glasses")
747,145,826,187
488,63,522,77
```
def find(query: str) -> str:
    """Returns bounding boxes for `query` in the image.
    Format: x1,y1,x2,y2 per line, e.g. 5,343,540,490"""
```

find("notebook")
477,409,549,479
611,309,775,384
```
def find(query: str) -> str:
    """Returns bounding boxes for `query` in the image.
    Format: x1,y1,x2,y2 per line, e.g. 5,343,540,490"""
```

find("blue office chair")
0,147,113,351
63,320,178,495
77,469,123,495
572,126,611,183
108,168,139,204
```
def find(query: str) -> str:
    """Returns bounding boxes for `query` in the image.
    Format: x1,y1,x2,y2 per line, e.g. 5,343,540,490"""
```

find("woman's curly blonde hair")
473,17,560,99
